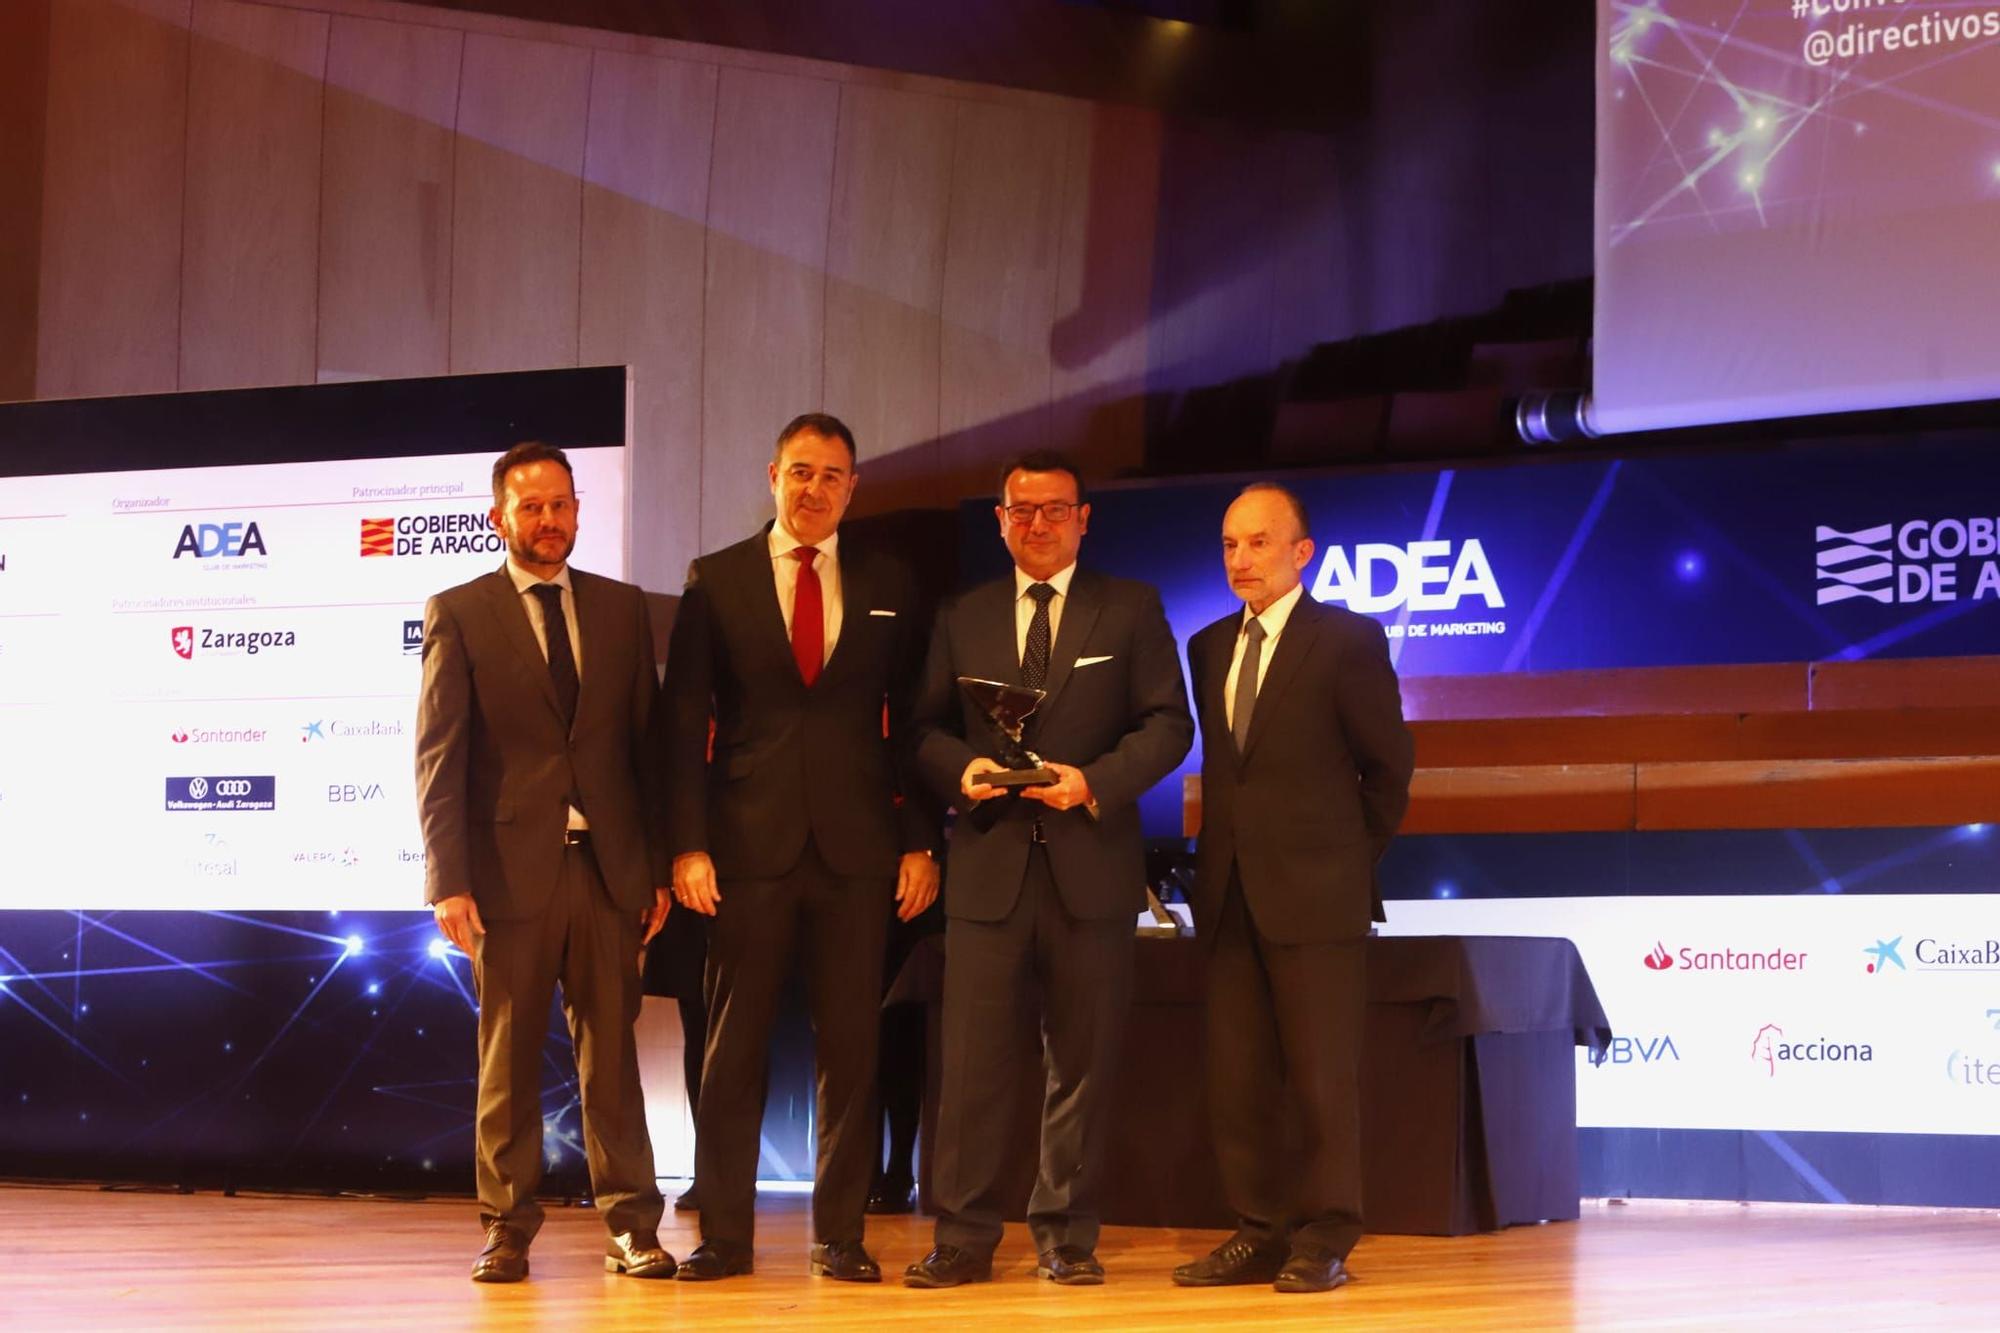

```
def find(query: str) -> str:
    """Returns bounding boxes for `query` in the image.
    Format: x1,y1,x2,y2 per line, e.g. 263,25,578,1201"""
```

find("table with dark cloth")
883,932,1611,1237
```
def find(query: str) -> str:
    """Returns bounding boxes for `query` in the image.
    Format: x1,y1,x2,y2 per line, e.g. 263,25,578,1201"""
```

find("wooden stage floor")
4,1182,1996,1330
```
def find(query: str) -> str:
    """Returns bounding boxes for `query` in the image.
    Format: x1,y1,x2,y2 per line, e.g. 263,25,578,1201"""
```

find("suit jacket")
913,567,1193,923
661,527,932,881
415,565,665,921
1187,595,1414,944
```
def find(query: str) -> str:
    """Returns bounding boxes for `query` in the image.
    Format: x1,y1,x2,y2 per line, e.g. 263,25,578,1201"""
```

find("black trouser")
471,840,663,1240
873,908,935,1187
930,844,1134,1256
1206,872,1366,1257
694,837,891,1249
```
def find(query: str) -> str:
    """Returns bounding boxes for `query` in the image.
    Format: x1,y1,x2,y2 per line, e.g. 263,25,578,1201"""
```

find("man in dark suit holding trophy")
902,451,1192,1289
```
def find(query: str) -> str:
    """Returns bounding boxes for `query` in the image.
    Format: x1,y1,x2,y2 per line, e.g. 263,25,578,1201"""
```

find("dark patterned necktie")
1232,617,1266,755
530,582,579,729
1022,582,1056,689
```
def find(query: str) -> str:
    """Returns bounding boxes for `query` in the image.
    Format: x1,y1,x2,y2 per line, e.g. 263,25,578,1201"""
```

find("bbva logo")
1309,540,1504,614
1592,1034,1681,1066
174,520,267,559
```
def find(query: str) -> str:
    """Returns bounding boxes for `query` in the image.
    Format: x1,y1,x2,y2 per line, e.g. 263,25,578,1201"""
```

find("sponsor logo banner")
164,774,276,812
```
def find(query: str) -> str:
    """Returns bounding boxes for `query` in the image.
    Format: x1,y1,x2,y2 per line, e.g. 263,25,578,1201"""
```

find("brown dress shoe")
471,1222,530,1283
1274,1244,1350,1294
675,1241,754,1281
1171,1232,1286,1287
605,1230,678,1278
902,1244,993,1288
1035,1244,1105,1285
809,1239,883,1282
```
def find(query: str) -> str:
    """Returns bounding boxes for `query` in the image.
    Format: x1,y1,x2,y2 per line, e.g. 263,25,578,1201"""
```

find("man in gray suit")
416,442,675,1284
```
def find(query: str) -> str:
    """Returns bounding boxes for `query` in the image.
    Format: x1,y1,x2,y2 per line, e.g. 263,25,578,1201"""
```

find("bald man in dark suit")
1175,482,1412,1295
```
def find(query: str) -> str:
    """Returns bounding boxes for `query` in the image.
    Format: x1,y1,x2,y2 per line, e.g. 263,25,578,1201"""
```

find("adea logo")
173,520,267,559
1592,1034,1681,1066
172,626,194,659
1643,942,1673,971
1749,1023,1874,1077
1309,539,1503,615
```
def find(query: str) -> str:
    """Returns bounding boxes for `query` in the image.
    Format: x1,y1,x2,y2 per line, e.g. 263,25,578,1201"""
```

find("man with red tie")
660,413,939,1282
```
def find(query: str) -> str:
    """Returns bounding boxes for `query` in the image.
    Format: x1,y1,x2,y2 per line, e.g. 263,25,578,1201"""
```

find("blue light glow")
344,935,364,956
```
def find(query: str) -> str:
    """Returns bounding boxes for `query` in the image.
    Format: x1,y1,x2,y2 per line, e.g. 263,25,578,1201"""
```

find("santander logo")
1643,942,1674,971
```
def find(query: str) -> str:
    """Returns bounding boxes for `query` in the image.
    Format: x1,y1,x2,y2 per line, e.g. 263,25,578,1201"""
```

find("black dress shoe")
1274,1245,1350,1294
675,1241,754,1281
865,1177,916,1215
1171,1232,1286,1287
902,1244,993,1288
809,1239,883,1282
604,1230,678,1279
672,1185,700,1212
471,1222,530,1283
1035,1244,1105,1285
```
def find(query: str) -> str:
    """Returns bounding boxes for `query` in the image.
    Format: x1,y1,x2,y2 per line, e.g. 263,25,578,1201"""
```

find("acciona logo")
1749,1022,1874,1077
1816,517,2000,607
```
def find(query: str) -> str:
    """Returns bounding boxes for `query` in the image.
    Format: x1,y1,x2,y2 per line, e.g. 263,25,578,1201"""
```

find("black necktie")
1232,617,1266,755
1022,582,1056,689
530,582,579,729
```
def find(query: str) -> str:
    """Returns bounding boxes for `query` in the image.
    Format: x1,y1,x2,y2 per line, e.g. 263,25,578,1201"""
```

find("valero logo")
360,518,394,557
1643,942,1673,971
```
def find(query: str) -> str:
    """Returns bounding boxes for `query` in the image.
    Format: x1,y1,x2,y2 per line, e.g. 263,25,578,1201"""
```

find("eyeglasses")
1002,501,1077,525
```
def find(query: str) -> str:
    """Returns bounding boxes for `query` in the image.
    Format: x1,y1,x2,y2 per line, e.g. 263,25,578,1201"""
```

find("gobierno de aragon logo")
360,513,503,558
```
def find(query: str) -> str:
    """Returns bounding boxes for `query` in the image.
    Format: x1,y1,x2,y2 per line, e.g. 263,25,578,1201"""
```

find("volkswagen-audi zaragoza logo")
164,775,276,812
1817,517,2000,606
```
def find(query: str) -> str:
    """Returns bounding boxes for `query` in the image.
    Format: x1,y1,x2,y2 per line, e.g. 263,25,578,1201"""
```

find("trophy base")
984,765,1057,789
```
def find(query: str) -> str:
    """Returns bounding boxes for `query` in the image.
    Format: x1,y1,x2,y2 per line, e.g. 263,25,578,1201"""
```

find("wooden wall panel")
1050,101,1160,482
0,0,52,402
179,0,327,391
823,84,953,515
938,98,1068,503
37,0,191,399
449,31,589,375
699,65,840,548
580,50,718,592
317,14,460,382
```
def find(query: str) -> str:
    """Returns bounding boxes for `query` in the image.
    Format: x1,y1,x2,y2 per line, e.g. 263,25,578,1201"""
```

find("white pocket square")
868,609,897,617
1074,654,1113,667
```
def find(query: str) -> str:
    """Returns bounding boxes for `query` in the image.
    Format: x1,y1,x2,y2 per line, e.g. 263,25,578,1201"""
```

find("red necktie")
791,546,823,687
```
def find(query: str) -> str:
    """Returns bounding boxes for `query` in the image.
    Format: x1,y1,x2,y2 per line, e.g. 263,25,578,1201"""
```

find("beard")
507,526,575,568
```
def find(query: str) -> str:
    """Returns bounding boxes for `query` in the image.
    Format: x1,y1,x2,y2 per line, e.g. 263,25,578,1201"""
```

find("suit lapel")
818,542,866,687
1032,567,1102,719
1200,620,1239,762
477,567,563,723
569,568,606,730
1239,596,1321,762
728,530,804,690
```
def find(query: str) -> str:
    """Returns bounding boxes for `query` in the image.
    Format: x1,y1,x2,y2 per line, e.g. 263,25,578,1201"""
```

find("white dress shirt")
1224,581,1305,732
506,557,586,828
1013,561,1078,664
769,522,842,665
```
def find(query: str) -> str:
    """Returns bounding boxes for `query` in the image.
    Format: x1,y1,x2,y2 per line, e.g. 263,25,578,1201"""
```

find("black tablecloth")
885,932,1610,1236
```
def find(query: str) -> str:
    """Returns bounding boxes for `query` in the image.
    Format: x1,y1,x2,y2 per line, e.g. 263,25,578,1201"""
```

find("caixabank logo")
360,513,503,558
1861,933,2000,976
1816,517,2000,607
170,624,298,659
1748,1022,1874,1077
164,774,277,813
